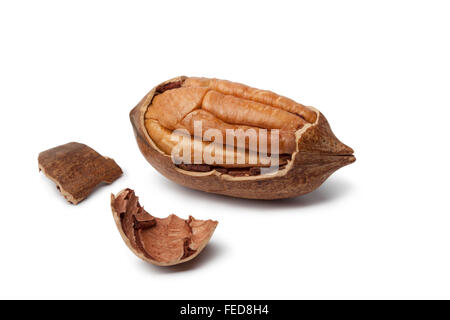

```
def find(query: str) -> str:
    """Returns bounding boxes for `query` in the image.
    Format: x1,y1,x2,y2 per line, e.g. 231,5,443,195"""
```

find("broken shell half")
111,188,218,266
130,76,355,200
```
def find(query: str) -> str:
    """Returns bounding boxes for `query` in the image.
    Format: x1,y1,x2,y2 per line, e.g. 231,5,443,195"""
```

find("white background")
1,0,449,299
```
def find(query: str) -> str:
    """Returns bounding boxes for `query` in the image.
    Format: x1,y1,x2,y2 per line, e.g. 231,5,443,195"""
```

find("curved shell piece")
111,188,218,266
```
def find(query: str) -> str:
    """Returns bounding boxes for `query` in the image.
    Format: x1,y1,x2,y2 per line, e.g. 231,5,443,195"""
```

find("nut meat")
111,188,218,266
130,76,355,199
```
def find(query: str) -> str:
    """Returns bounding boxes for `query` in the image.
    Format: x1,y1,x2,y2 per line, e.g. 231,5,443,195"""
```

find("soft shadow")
137,242,225,274
154,173,354,211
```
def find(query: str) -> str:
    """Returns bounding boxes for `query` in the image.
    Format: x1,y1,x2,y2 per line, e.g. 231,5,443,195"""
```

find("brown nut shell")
111,188,218,266
38,142,123,204
130,76,355,200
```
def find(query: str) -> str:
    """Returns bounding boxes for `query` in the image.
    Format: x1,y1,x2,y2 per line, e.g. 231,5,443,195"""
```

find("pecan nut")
130,76,355,199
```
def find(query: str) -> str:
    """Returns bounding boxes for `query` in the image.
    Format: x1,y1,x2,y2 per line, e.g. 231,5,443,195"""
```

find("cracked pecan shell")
111,188,218,266
130,76,355,200
38,142,123,204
